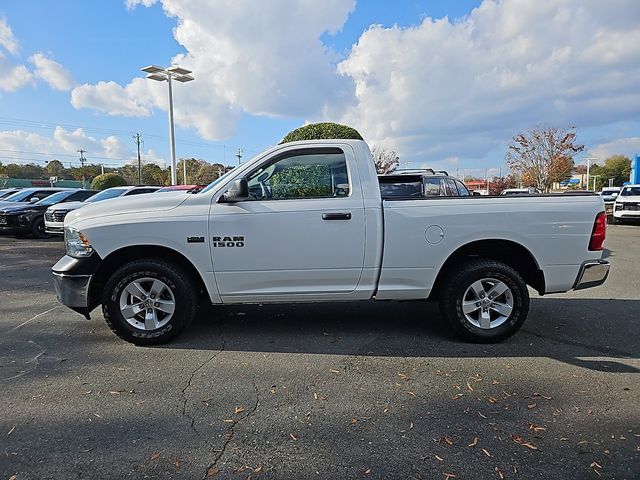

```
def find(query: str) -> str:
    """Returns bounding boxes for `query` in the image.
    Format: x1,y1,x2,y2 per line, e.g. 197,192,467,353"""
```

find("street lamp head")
167,66,192,75
141,65,164,74
173,74,194,83
146,73,168,82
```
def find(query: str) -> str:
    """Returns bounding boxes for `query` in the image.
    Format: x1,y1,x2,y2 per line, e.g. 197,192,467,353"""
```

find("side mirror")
472,191,482,196
29,197,40,203
220,178,249,203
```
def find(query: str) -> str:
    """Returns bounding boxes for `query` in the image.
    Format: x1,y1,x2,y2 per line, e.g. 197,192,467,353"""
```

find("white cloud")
29,53,75,91
0,17,19,55
337,0,640,162
74,0,356,139
125,0,158,9
71,79,156,117
0,53,33,91
0,127,165,167
589,137,640,161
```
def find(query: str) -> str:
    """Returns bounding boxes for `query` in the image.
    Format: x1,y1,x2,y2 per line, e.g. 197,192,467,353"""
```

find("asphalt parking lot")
1,228,639,480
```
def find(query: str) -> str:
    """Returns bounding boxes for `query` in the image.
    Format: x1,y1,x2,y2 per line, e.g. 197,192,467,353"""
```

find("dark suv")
378,169,470,198
0,189,97,238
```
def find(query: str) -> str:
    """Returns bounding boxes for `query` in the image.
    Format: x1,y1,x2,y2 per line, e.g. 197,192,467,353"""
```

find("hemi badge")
187,236,205,243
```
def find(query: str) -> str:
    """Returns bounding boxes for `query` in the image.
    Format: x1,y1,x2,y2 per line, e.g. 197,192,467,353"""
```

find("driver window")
246,149,349,200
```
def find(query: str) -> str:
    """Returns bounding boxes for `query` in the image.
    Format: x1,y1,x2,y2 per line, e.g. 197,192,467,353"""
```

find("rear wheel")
102,259,198,345
438,259,529,342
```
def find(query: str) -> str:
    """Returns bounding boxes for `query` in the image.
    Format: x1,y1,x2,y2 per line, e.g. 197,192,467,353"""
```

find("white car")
612,184,640,224
52,139,609,345
600,187,621,204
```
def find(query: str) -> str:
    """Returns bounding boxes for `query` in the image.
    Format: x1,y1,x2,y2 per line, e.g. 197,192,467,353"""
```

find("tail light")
589,212,606,251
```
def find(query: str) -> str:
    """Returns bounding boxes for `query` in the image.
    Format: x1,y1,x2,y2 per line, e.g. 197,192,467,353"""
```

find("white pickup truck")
52,140,610,345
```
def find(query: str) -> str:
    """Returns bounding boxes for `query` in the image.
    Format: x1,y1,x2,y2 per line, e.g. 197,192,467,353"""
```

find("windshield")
200,168,237,194
621,186,640,197
36,190,73,206
3,190,38,202
85,188,127,202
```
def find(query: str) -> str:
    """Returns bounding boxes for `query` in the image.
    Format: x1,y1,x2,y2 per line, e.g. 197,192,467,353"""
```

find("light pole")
141,65,194,185
582,157,598,191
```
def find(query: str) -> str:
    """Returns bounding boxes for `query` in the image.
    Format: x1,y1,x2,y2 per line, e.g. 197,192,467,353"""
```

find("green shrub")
280,122,363,144
91,173,127,190
270,164,332,198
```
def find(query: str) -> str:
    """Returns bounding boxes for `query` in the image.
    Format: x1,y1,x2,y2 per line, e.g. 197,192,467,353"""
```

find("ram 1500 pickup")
52,140,610,345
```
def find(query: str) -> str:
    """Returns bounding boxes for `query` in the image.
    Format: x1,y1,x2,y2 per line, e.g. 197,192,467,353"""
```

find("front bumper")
52,254,102,319
573,260,610,290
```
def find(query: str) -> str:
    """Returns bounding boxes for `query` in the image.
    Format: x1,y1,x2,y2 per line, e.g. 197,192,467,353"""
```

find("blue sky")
1,0,638,176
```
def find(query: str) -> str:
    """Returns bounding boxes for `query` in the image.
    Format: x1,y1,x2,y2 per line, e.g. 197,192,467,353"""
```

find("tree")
177,158,207,185
506,125,584,192
45,159,66,178
280,122,363,144
195,163,226,184
141,163,169,186
489,175,518,195
91,173,127,190
372,146,399,174
590,154,631,189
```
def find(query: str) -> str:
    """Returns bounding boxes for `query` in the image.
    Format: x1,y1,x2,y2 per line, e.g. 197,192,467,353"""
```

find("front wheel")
438,259,529,343
31,217,50,239
102,259,198,345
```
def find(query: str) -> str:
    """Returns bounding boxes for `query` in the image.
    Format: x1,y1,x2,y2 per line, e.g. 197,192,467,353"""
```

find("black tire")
102,259,198,345
438,259,529,343
31,217,50,239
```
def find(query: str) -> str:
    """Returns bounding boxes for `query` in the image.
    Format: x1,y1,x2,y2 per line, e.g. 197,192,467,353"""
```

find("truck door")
209,145,366,302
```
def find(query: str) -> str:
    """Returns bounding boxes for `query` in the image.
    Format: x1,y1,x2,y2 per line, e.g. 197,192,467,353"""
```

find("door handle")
322,212,352,220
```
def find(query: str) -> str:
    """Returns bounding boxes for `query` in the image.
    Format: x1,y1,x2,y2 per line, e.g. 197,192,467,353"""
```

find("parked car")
155,185,206,193
378,170,470,198
0,189,96,238
45,185,161,235
600,187,621,204
53,139,609,345
612,184,640,224
0,187,70,209
501,188,540,195
0,188,21,199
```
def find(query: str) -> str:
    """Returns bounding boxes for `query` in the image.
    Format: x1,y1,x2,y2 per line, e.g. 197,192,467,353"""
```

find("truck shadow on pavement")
172,297,640,374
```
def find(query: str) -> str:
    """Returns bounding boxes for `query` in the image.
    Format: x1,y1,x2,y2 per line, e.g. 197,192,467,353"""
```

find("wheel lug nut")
154,302,159,307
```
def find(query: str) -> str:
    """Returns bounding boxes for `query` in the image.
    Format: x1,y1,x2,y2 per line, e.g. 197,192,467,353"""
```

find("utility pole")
236,148,243,165
77,149,87,187
133,133,143,185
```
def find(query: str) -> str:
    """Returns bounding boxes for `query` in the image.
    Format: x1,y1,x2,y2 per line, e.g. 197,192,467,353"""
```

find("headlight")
614,203,623,210
64,227,94,258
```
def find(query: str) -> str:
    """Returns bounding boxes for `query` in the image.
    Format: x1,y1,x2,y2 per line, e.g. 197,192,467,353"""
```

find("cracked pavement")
1,228,639,479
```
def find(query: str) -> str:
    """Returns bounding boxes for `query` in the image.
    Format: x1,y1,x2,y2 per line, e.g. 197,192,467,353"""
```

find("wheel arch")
89,245,208,309
430,239,545,298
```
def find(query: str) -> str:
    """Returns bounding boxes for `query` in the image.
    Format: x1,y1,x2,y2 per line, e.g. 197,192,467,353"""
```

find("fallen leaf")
109,390,124,395
441,437,454,446
205,466,220,477
478,412,487,419
527,403,537,409
289,433,298,441
399,373,408,380
487,397,498,404
511,434,538,450
560,437,569,441
329,369,340,374
467,382,474,392
435,454,444,462
81,390,92,395
407,391,417,397
174,458,181,469
383,407,389,413
409,422,414,430
590,461,602,469
452,394,463,400
495,466,504,479
313,392,318,400
529,424,546,433
223,419,234,423
443,473,457,480
482,448,491,457
254,466,263,473
7,426,16,436
9,476,17,480
364,468,371,474
468,437,478,447
150,452,161,461
234,406,245,414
